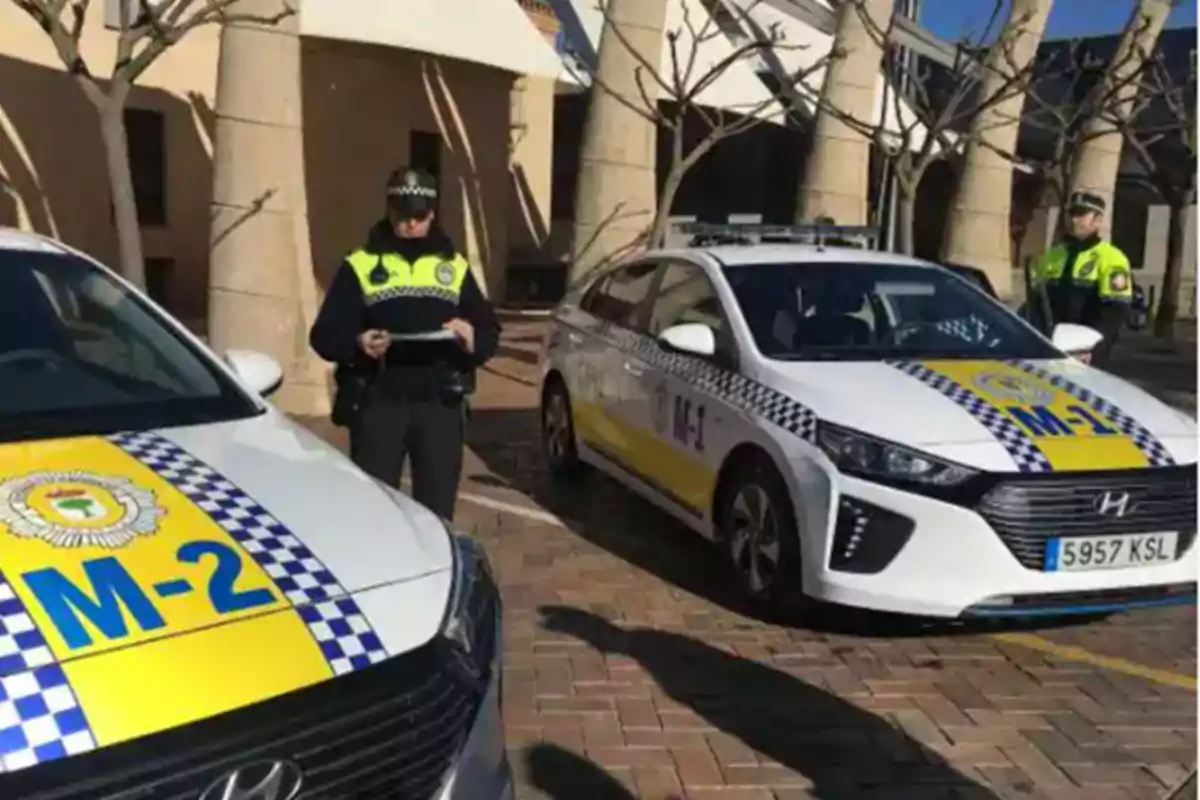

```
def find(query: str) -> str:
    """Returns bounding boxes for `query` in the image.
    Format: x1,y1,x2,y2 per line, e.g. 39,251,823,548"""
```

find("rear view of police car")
540,223,1196,620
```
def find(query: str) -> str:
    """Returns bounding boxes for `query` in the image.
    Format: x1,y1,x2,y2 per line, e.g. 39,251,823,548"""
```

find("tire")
541,378,589,482
717,455,807,619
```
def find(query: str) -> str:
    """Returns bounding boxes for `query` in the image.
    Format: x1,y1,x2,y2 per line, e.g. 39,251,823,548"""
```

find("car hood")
0,412,454,765
763,357,1197,470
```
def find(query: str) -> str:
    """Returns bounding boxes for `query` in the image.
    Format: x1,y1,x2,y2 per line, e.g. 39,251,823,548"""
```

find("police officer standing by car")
310,166,500,520
1030,191,1133,365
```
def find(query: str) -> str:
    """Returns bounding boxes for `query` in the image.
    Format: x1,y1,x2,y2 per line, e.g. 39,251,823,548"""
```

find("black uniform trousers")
349,389,466,521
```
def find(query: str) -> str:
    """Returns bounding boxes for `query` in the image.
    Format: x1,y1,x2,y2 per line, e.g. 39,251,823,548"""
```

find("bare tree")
1010,22,1165,227
10,0,292,288
1117,53,1196,337
570,0,836,262
800,0,1059,256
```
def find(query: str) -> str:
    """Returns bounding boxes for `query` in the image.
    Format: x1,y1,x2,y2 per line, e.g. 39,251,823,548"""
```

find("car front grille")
976,466,1198,570
4,587,498,800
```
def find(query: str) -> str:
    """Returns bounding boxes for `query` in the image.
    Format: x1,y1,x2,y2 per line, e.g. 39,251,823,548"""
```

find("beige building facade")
0,0,563,327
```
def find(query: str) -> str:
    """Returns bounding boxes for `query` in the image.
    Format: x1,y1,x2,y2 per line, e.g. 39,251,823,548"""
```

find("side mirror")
1051,322,1103,361
225,349,284,397
658,322,716,357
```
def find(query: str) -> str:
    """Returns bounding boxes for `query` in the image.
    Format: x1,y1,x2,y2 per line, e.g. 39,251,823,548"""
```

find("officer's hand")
443,318,475,353
358,329,390,359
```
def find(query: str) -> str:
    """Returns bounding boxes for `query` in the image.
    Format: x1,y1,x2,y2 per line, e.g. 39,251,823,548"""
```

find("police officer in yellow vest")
309,166,500,520
1032,190,1133,364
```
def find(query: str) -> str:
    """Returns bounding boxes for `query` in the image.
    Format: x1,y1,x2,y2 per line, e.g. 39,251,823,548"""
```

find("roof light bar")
674,222,882,249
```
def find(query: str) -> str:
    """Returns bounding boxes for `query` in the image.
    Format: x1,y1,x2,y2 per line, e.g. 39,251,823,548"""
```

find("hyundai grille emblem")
199,760,304,800
1094,490,1133,518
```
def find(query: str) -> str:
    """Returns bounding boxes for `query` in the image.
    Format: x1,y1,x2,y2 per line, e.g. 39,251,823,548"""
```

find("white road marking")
400,478,567,526
457,490,567,526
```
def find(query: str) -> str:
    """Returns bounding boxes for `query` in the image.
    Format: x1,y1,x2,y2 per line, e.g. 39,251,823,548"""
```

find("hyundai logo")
199,760,304,800
1094,490,1134,518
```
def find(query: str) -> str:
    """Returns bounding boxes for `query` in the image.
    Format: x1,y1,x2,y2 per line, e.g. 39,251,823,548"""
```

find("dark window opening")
124,108,166,226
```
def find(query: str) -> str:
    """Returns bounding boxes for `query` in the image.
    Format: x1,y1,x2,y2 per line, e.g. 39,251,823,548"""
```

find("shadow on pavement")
523,743,641,799
539,605,1001,799
468,407,1101,639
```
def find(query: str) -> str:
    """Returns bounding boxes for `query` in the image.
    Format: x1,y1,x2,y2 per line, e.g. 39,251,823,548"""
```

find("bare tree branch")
577,0,840,252
8,0,294,286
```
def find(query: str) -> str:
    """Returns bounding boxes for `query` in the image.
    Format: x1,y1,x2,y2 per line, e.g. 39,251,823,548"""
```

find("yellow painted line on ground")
993,632,1198,691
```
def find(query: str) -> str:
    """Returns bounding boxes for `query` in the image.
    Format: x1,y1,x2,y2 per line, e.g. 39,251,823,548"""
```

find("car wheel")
541,379,589,481
718,456,805,618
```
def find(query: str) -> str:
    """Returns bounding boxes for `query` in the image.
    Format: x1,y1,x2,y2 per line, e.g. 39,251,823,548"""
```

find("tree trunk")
1070,0,1172,236
1153,199,1186,339
649,162,686,248
940,0,1053,301
569,0,668,281
98,95,147,289
895,189,915,256
794,0,891,225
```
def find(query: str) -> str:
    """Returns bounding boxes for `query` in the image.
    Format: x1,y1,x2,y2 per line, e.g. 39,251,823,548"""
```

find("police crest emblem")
435,262,456,286
0,471,165,549
971,372,1055,406
1077,257,1098,279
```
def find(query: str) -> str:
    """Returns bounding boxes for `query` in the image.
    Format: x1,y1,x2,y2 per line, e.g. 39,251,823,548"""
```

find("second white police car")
539,225,1198,620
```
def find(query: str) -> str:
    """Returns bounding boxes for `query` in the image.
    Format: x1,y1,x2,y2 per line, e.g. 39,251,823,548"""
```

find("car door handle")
622,361,645,376
567,332,583,344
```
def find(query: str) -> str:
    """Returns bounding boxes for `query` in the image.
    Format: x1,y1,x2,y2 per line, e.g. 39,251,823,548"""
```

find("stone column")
794,0,891,225
941,0,1051,301
207,0,328,415
1070,0,1172,238
569,0,668,281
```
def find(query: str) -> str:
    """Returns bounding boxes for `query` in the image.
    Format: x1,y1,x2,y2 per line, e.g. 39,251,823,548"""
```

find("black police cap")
1067,190,1106,214
386,167,438,217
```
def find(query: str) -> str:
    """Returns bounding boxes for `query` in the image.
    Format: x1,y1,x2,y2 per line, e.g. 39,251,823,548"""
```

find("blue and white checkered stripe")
601,324,818,442
0,572,95,771
885,360,1053,473
108,432,389,676
1006,360,1176,467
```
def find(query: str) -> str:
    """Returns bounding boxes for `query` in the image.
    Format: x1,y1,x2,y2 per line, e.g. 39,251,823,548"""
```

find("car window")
585,261,658,329
0,248,259,442
647,262,728,337
723,261,1060,361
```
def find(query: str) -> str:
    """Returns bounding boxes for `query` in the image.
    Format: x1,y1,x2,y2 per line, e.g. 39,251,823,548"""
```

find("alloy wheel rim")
728,483,781,595
544,393,570,463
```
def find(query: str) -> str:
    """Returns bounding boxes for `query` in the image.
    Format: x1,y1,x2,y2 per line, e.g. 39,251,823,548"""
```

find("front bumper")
438,630,513,800
802,472,1198,618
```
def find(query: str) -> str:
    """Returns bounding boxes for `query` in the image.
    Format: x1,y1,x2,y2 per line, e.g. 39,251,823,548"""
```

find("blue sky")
920,0,1198,42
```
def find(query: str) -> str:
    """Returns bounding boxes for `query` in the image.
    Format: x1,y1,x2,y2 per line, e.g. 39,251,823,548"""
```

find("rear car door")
619,260,739,516
570,261,659,465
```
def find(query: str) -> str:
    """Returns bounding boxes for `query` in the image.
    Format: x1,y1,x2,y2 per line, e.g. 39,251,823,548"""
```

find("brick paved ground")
299,315,1198,800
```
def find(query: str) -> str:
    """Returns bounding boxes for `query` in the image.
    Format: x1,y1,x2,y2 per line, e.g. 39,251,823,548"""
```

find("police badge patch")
435,262,456,286
1109,270,1129,291
1077,257,1098,279
0,471,165,549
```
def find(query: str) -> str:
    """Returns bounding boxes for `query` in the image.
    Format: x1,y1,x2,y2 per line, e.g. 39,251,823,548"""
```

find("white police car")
539,224,1197,619
0,228,510,798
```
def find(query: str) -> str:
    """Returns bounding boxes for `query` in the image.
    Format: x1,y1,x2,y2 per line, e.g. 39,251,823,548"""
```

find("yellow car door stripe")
1007,359,1175,467
0,431,388,768
893,360,1151,472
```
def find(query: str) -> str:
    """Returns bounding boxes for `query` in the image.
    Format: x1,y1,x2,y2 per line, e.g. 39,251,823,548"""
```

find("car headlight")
438,525,499,695
817,422,977,487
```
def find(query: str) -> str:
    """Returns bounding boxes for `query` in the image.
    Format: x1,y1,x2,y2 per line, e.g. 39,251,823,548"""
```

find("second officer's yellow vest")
1032,239,1133,301
345,250,470,305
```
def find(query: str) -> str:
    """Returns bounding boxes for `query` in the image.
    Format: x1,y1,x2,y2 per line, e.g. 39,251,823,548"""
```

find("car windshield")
0,247,260,443
723,261,1062,361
